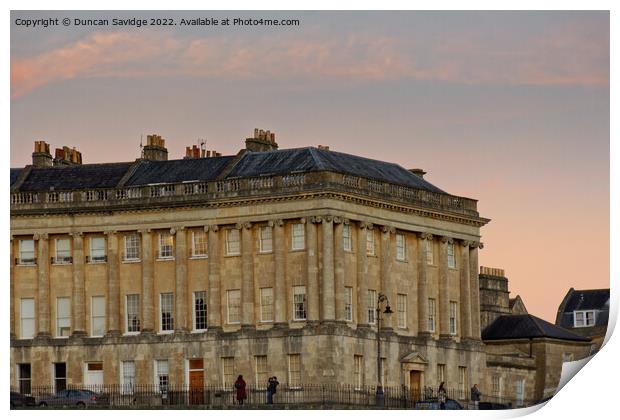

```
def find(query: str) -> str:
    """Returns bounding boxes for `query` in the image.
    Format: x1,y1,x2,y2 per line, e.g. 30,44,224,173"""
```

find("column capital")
138,228,151,234
323,214,334,223
359,221,373,230
419,232,433,241
206,224,219,232
33,233,49,240
440,236,454,244
460,240,472,248
309,215,322,224
381,225,395,234
268,219,284,227
242,222,252,230
71,231,84,238
469,241,483,249
102,230,116,236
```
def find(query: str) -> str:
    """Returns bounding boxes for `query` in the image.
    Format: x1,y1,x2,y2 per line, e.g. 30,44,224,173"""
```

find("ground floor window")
155,360,169,395
121,361,135,394
354,355,364,390
288,354,301,389
222,357,235,388
54,363,66,392
255,355,268,387
18,363,31,395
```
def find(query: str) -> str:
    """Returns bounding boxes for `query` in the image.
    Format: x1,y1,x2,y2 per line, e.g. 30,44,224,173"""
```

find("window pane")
260,227,273,253
159,233,173,258
227,290,240,323
126,294,140,332
293,286,307,320
367,290,376,324
19,240,35,263
292,224,305,250
193,231,208,256
56,297,71,337
366,230,375,255
90,237,106,260
160,293,174,331
20,298,35,339
260,288,273,322
91,296,106,336
343,225,352,251
194,291,207,330
124,234,140,260
345,287,353,321
397,294,407,328
226,230,240,255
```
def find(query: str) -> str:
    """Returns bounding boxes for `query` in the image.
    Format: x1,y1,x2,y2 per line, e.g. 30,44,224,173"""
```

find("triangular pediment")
400,352,428,364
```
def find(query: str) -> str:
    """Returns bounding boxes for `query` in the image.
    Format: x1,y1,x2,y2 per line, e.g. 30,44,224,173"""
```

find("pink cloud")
11,26,609,99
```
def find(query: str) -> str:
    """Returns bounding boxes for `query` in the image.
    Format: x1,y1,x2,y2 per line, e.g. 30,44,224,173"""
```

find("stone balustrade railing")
11,171,478,216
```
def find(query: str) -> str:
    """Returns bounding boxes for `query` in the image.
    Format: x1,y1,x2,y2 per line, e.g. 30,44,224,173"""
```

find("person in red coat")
234,375,247,405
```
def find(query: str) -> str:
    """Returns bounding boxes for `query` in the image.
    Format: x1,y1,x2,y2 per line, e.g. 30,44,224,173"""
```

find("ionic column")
470,242,482,339
459,240,472,339
417,233,432,335
239,222,254,326
306,217,319,321
321,215,335,321
356,222,371,326
35,233,50,337
10,236,15,339
71,232,86,336
140,229,155,333
380,226,395,329
333,217,347,321
271,219,286,324
106,231,121,335
173,227,188,332
207,225,221,327
438,236,452,338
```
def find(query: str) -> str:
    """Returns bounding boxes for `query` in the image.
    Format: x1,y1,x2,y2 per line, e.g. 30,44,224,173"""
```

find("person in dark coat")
437,382,447,410
470,384,481,410
234,375,247,405
266,376,279,404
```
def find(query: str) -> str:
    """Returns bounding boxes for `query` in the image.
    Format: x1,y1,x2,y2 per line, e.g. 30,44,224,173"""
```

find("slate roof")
556,288,610,330
228,147,445,193
10,147,447,194
10,168,22,186
124,155,235,186
482,314,590,342
17,162,134,192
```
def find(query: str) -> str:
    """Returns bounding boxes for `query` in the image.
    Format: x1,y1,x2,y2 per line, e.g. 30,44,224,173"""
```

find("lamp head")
384,305,393,315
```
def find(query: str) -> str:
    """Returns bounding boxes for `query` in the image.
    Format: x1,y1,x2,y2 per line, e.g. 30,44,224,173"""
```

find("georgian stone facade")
11,133,492,402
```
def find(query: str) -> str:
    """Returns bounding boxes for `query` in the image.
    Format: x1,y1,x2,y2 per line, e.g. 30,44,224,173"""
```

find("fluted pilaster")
321,215,335,320
470,242,482,339
306,217,319,321
438,236,452,338
357,222,372,325
417,233,432,335
35,233,50,337
206,225,221,327
173,227,188,332
271,219,286,324
140,229,154,333
239,222,254,326
460,240,472,339
106,231,120,335
334,217,347,321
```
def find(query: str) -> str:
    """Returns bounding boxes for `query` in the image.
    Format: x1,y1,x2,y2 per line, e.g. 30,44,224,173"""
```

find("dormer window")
574,310,596,327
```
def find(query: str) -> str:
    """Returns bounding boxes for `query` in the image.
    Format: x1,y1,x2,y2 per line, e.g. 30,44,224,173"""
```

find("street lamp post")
376,292,393,407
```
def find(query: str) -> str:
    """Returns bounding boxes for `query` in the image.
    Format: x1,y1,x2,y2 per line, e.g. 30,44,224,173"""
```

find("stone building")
555,288,609,352
10,130,490,402
479,266,593,406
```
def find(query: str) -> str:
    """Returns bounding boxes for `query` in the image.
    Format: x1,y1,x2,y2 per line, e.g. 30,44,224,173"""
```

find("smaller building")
483,314,592,405
555,288,609,352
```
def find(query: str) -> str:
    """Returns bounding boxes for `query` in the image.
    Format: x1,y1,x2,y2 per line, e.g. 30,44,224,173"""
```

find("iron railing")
11,383,542,409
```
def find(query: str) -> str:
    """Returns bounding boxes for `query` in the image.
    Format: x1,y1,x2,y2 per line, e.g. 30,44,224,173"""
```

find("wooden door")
410,371,421,402
189,360,204,405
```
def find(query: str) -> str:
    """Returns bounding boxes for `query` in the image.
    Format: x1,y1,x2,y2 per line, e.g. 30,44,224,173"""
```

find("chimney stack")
53,146,83,166
245,128,279,152
143,134,168,161
32,140,53,167
317,145,330,151
409,168,427,179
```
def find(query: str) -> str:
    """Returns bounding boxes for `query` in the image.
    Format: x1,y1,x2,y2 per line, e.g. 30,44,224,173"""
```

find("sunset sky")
10,10,609,322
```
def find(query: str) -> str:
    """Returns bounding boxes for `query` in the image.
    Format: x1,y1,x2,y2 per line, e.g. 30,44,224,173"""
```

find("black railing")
11,383,544,409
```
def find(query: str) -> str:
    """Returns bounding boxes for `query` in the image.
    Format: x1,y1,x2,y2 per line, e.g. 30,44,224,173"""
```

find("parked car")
37,389,109,408
10,391,36,408
479,401,512,410
415,397,463,410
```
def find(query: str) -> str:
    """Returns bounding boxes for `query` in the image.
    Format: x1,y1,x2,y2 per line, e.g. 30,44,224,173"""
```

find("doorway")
409,370,422,402
188,359,204,405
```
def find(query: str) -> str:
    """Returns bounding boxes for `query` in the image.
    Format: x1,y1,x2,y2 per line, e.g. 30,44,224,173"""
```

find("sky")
10,10,609,322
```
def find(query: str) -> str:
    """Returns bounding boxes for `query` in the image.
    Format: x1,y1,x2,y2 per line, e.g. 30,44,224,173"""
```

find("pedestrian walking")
438,381,447,410
234,375,247,406
470,384,481,410
266,376,279,405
